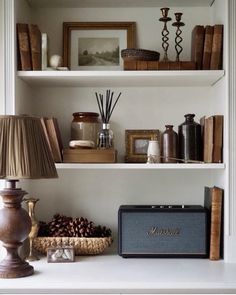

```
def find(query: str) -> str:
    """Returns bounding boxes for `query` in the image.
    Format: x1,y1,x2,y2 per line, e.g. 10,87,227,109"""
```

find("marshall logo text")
147,226,181,236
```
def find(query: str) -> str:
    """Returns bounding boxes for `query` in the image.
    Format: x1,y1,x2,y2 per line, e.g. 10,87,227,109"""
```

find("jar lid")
72,112,99,118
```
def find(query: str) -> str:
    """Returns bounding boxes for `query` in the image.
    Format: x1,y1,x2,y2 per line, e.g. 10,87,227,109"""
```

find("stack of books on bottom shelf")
63,148,117,163
204,186,224,260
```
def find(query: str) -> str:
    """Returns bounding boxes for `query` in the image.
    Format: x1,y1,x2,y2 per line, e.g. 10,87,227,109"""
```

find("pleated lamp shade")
0,115,58,179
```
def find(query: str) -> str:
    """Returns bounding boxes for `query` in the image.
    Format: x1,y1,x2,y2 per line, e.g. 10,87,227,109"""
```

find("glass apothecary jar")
71,112,100,145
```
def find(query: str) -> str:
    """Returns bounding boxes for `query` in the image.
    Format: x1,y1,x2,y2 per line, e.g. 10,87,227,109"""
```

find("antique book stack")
204,186,224,260
17,23,42,70
191,24,223,70
123,60,196,71
201,115,224,163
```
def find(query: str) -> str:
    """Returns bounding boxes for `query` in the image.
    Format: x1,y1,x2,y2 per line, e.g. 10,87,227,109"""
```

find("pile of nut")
38,214,112,238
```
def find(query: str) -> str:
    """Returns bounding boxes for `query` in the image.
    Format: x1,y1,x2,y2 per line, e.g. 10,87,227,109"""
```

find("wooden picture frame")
125,129,160,163
63,22,136,70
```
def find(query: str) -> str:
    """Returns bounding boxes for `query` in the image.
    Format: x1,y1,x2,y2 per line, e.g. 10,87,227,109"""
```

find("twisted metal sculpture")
172,12,185,62
159,7,172,61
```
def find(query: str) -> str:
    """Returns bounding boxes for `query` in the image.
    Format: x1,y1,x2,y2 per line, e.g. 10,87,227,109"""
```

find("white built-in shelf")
1,254,236,293
17,70,225,88
56,163,225,170
26,0,215,8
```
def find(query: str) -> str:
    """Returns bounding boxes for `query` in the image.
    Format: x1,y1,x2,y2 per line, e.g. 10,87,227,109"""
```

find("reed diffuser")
95,90,121,149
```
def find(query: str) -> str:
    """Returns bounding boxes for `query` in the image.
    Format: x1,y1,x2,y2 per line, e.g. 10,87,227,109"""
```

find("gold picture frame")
63,22,136,70
125,129,160,163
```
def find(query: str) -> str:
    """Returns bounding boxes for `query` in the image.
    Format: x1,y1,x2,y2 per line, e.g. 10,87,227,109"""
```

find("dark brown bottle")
178,114,202,162
162,125,178,163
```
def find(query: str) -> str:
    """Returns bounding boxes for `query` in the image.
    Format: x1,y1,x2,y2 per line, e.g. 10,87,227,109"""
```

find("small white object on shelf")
49,54,62,69
69,140,95,149
147,140,161,163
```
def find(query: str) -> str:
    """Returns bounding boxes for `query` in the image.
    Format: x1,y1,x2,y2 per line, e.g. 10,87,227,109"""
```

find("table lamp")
0,115,58,278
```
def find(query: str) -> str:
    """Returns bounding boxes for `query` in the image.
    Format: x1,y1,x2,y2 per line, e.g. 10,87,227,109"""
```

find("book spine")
210,24,224,70
45,118,62,163
202,25,214,70
203,116,214,163
212,115,224,163
17,23,32,70
42,33,48,70
209,187,223,260
40,117,52,153
28,24,42,70
191,25,205,70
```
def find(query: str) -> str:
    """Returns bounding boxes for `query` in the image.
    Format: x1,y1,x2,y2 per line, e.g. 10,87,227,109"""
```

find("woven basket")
33,237,113,255
121,48,160,61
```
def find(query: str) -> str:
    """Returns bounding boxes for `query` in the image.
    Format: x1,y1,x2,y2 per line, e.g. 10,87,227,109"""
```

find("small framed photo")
47,247,75,263
63,22,136,70
125,129,160,163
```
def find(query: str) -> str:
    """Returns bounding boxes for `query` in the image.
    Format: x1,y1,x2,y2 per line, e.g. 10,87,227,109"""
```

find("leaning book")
204,186,224,260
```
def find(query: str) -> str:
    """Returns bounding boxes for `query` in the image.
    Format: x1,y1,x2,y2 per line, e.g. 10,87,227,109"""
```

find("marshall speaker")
118,205,208,258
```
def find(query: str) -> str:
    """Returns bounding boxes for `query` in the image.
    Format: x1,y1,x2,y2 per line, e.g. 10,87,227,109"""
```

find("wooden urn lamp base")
0,180,34,278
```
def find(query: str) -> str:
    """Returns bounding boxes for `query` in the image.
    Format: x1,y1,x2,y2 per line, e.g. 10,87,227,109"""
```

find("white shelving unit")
1,255,236,294
18,70,224,87
26,0,215,8
2,0,236,293
56,163,225,170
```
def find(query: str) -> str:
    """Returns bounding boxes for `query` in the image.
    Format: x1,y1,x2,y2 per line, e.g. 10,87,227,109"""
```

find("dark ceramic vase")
178,114,202,162
162,125,178,163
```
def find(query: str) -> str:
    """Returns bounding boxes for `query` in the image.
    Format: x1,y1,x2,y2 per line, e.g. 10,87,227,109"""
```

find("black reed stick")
107,91,114,123
108,92,121,122
95,92,103,121
95,90,121,124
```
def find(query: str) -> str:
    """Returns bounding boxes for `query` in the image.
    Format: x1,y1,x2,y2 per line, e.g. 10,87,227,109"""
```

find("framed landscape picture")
63,22,136,70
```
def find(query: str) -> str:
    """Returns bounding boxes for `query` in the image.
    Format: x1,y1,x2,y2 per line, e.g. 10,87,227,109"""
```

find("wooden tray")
63,148,117,163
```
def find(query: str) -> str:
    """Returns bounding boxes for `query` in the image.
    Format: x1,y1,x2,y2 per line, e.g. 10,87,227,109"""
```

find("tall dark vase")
178,114,202,162
162,125,178,163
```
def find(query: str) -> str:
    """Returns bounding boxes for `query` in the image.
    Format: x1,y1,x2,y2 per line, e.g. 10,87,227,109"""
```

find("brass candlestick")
172,12,185,62
159,7,172,61
24,197,40,261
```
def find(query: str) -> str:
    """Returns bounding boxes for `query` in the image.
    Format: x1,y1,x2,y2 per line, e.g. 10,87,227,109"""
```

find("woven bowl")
121,48,160,61
33,237,113,255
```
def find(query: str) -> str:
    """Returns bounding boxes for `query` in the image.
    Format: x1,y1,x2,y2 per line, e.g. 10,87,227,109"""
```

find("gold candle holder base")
24,197,40,262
